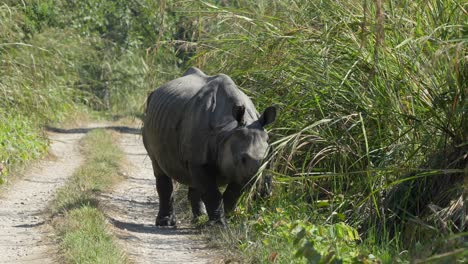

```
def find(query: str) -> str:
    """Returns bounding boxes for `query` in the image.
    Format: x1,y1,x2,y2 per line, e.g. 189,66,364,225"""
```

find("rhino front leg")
191,165,226,226
188,187,207,222
155,174,176,226
223,183,243,215
201,188,226,226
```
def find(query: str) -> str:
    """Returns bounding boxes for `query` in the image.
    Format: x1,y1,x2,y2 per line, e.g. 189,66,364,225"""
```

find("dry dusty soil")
0,128,85,263
100,128,223,263
0,123,222,264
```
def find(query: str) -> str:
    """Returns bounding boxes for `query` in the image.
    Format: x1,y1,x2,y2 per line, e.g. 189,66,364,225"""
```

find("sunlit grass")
59,206,126,264
176,0,466,262
51,129,127,263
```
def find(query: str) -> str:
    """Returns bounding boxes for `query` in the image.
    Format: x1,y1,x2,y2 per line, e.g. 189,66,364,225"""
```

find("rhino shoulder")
178,76,232,164
210,74,260,122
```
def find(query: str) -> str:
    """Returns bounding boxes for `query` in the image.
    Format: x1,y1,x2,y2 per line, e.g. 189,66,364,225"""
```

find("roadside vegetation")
50,129,127,263
182,1,466,263
0,0,177,182
1,0,465,263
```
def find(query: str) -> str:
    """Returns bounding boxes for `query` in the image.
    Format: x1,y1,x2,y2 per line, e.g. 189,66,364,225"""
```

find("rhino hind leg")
152,160,176,226
188,187,207,222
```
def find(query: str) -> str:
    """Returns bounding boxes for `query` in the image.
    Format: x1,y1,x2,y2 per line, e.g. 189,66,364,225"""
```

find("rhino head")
218,105,276,185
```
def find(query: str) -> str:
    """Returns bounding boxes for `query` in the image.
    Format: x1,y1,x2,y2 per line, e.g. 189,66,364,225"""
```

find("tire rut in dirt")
101,132,220,264
0,131,85,263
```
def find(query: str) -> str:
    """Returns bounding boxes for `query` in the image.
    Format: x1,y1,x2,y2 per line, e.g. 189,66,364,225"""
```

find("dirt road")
101,129,221,263
0,123,221,263
0,129,85,263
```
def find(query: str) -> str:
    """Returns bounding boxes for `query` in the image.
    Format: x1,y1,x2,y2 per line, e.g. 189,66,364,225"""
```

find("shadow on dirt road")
99,129,222,264
46,125,141,135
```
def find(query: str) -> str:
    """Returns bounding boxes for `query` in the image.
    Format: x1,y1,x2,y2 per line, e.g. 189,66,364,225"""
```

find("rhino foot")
156,215,176,226
207,218,227,228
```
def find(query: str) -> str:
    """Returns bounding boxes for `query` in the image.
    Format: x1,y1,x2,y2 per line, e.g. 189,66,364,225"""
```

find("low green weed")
0,112,48,183
59,206,126,264
51,129,127,263
222,200,380,264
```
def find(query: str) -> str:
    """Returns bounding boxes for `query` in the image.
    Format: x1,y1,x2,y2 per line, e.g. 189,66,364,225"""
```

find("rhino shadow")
108,217,199,236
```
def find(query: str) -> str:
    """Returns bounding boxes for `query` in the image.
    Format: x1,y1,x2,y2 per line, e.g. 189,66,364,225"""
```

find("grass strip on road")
50,129,127,264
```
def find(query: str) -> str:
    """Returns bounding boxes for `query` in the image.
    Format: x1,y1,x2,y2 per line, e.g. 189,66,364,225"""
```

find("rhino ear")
232,104,246,124
260,106,276,127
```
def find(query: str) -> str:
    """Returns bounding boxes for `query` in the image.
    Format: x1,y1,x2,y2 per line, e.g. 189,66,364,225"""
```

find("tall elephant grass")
104,46,181,117
172,0,466,262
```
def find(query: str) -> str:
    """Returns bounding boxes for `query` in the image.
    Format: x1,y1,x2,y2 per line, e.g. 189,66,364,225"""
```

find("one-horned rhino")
142,67,276,226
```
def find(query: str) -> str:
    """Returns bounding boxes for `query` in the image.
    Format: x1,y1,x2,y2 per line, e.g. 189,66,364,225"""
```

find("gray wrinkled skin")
143,67,276,226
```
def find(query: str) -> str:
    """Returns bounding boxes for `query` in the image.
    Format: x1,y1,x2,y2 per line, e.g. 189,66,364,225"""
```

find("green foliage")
59,206,127,264
0,3,71,175
0,4,26,42
102,46,180,116
183,0,466,262
51,0,183,113
0,4,84,176
51,129,126,263
22,0,61,34
0,113,47,165
290,222,365,263
56,0,180,48
0,113,47,183
0,1,180,177
223,198,384,263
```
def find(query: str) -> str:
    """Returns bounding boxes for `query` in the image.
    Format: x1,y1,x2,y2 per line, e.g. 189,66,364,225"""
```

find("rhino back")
143,73,208,184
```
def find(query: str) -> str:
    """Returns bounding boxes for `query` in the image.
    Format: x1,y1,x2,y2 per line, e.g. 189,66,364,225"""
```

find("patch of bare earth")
0,129,85,263
100,129,223,264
